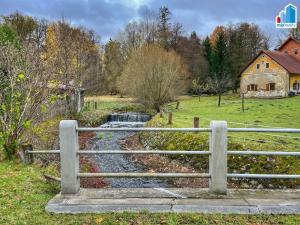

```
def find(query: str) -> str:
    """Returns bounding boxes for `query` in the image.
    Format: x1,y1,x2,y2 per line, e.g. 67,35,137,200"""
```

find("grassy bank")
83,95,151,114
1,161,300,224
149,94,300,151
140,94,300,188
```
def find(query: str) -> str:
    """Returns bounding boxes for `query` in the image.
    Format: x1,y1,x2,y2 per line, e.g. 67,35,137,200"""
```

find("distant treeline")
2,8,299,96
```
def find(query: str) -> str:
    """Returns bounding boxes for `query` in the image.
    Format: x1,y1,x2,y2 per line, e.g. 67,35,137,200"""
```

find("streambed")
90,112,171,188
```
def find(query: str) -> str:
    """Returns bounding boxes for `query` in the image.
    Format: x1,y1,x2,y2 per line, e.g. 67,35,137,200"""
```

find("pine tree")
209,30,231,106
203,36,213,73
158,6,171,49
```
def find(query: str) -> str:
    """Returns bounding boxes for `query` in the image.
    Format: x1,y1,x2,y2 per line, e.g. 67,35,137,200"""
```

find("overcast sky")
0,0,298,47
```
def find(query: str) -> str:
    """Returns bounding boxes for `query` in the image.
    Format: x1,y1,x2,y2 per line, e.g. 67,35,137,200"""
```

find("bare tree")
192,79,210,101
118,44,187,112
207,73,231,107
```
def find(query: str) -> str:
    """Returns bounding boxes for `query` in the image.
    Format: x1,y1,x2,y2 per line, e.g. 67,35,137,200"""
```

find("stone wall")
240,53,289,98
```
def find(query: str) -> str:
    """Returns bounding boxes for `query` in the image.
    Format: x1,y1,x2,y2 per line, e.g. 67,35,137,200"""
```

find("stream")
90,112,171,188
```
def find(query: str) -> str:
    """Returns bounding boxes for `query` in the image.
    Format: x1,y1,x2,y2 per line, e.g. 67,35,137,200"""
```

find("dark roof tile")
263,50,300,74
240,50,300,75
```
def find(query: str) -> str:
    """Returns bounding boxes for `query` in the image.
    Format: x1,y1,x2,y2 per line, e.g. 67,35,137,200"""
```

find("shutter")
271,83,275,90
266,84,269,91
247,85,250,91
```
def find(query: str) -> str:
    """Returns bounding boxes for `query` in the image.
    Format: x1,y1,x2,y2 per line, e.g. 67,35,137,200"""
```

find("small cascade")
108,112,151,123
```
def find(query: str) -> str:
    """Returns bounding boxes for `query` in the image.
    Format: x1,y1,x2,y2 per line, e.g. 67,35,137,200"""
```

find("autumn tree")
0,25,52,159
203,23,268,93
2,12,37,45
118,44,187,112
2,13,48,79
227,23,269,91
45,21,100,87
103,39,124,95
176,32,208,87
210,26,226,47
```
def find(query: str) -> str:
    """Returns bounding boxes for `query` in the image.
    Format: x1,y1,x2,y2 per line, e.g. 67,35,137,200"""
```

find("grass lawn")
84,95,138,111
169,94,300,129
159,94,300,151
1,161,300,225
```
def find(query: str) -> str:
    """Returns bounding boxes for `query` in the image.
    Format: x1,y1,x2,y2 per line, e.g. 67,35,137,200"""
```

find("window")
247,84,257,91
266,63,269,68
266,83,276,91
295,49,298,55
256,64,260,69
293,81,299,90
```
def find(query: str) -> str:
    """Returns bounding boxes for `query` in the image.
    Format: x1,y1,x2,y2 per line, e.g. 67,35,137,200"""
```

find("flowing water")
90,112,170,188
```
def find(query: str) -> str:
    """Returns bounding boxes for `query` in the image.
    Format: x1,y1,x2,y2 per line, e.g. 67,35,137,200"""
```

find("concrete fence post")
209,120,228,194
60,120,80,194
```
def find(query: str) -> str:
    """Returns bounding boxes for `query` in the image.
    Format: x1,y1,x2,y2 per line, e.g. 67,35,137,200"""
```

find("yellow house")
240,37,300,98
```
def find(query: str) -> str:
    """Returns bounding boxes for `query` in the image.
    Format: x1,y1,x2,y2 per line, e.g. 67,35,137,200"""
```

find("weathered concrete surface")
209,121,227,194
46,188,300,214
60,120,80,194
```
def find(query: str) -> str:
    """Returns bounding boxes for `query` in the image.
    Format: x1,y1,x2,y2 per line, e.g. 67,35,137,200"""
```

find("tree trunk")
3,133,19,160
4,142,16,160
218,94,221,107
155,105,161,113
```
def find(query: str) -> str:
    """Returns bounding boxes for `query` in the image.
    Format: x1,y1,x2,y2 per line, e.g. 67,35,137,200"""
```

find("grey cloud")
0,0,136,42
0,0,297,45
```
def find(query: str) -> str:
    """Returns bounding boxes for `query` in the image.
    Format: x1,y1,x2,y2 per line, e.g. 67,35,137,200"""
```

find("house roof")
240,50,300,75
278,37,300,51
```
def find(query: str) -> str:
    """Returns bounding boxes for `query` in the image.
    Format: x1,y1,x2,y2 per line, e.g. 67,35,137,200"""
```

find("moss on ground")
140,95,300,188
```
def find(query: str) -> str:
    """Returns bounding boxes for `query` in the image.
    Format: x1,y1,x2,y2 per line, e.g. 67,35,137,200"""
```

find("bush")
118,44,187,112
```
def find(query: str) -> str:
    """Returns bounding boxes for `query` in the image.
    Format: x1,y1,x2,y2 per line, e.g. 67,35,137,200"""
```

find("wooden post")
242,93,245,112
95,102,98,110
168,112,173,125
21,144,33,164
194,117,200,128
176,101,180,109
